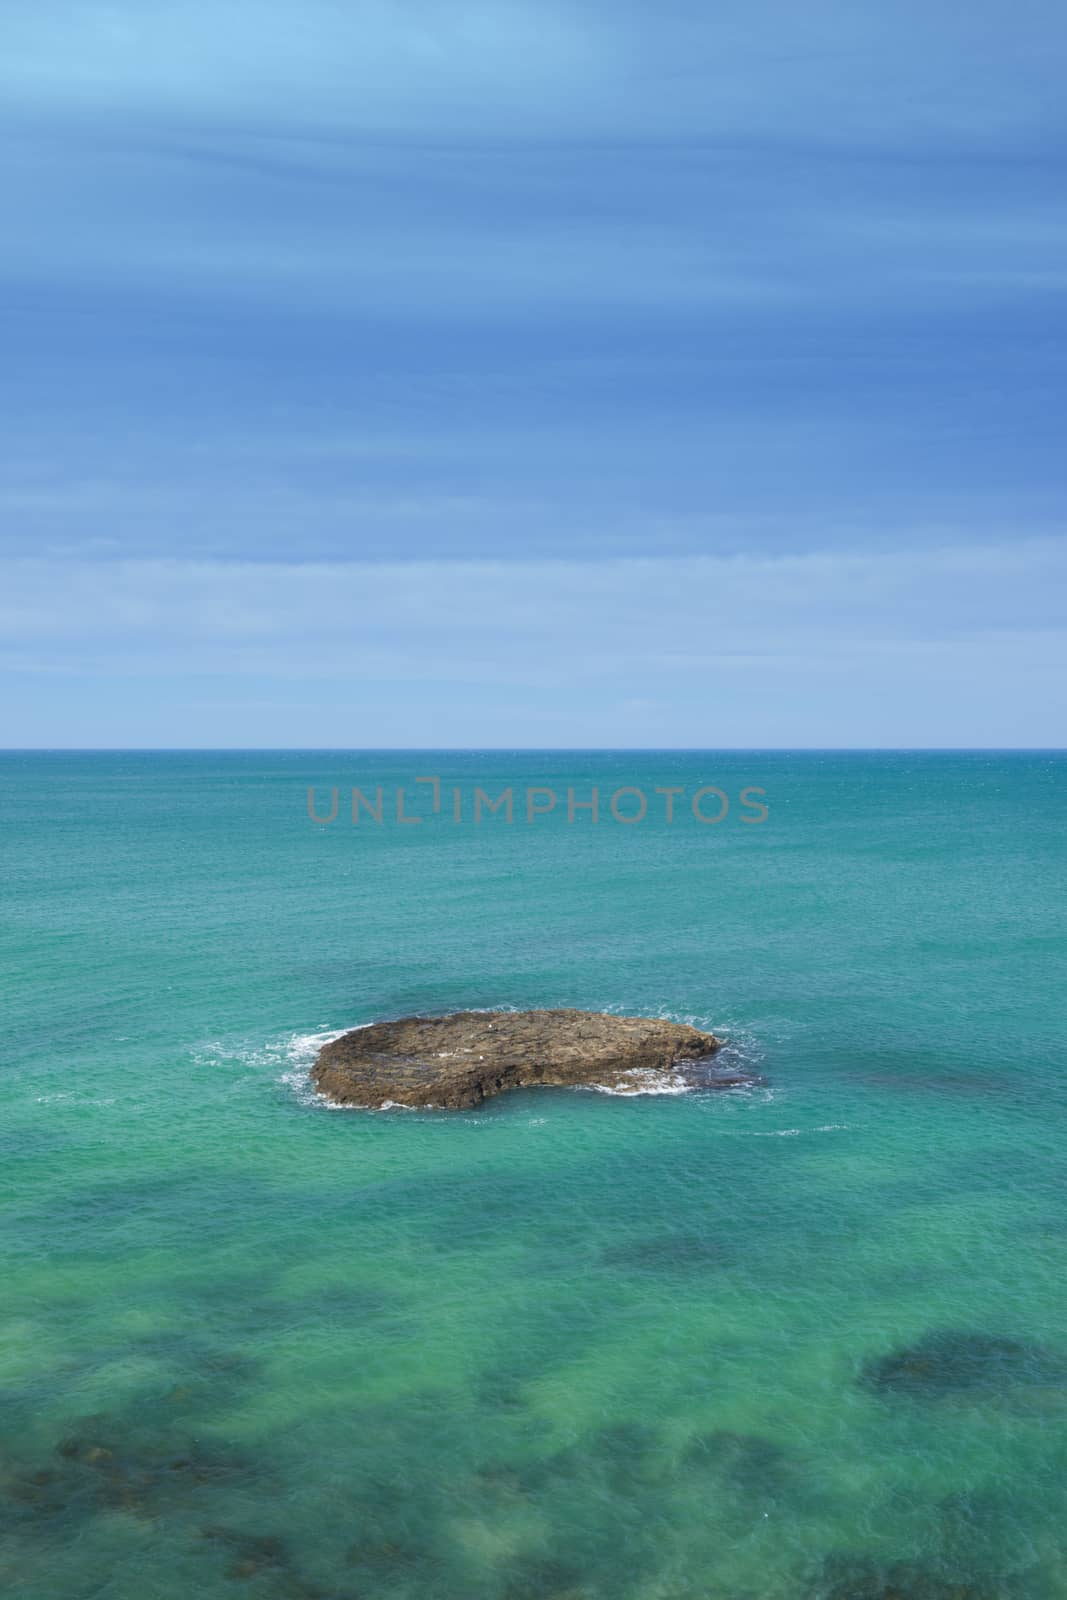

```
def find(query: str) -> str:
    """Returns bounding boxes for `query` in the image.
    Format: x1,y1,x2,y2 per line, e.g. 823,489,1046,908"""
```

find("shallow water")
2,750,1066,1598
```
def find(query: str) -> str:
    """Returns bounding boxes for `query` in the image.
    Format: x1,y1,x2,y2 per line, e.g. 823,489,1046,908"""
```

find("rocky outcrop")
310,1008,748,1109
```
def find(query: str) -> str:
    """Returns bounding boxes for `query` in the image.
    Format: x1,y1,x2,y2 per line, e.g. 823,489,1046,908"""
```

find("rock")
311,1009,735,1109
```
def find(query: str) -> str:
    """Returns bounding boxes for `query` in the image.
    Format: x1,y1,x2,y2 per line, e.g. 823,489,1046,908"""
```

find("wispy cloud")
1,544,1063,746
5,1,1065,148
3,540,1064,652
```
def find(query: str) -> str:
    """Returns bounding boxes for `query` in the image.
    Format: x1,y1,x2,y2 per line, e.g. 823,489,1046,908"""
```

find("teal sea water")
2,750,1067,1600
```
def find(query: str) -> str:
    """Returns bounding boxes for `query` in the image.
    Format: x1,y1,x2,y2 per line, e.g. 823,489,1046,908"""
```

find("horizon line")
2,747,1065,756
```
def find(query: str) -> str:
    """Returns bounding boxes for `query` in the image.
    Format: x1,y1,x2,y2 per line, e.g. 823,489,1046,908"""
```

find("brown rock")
310,1008,737,1109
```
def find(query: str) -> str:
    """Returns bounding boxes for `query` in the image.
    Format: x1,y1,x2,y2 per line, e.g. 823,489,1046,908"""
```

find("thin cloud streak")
1,543,1064,680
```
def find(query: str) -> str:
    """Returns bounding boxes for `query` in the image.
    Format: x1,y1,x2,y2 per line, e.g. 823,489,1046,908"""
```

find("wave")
582,1067,696,1097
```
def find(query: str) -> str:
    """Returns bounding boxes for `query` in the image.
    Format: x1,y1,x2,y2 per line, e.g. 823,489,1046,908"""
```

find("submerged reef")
860,1331,1062,1398
811,1552,1003,1600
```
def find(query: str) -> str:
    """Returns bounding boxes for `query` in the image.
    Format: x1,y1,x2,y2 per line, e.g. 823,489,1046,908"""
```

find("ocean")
2,750,1066,1599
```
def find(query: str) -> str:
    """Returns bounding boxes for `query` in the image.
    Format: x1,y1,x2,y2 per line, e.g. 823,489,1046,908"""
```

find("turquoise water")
2,751,1066,1600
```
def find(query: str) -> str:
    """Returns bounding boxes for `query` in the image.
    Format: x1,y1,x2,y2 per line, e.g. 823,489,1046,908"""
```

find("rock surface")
311,1008,744,1109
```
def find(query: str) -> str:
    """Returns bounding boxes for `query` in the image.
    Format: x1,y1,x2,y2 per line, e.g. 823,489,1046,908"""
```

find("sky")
1,0,1065,746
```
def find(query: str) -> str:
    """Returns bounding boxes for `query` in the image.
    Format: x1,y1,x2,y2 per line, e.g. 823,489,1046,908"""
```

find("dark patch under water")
1,1421,257,1529
0,1405,1047,1600
684,1427,791,1488
810,1552,1011,1600
860,1331,1063,1397
201,1523,291,1581
600,1231,730,1271
499,1552,592,1599
516,1419,667,1498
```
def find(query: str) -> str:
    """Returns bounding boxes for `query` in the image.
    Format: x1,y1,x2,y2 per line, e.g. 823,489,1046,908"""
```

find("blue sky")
2,0,1065,745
